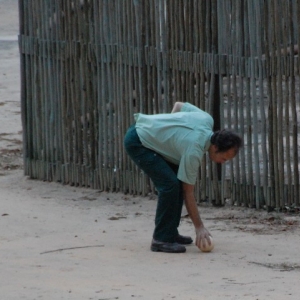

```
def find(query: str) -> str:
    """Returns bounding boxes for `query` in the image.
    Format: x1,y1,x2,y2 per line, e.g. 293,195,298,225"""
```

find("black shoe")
151,239,186,253
174,234,193,245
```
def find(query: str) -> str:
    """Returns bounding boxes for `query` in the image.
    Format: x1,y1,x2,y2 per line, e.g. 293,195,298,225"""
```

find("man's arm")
182,183,212,248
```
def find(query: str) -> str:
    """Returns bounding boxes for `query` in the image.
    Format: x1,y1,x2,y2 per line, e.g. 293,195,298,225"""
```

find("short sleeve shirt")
134,102,214,184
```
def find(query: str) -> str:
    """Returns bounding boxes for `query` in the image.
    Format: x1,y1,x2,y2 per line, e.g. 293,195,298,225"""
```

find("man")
124,102,243,253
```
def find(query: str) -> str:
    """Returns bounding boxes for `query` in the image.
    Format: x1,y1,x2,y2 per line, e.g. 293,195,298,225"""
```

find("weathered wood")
19,0,300,208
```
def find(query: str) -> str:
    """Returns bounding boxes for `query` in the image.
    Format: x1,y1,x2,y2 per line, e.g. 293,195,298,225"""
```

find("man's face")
209,145,237,164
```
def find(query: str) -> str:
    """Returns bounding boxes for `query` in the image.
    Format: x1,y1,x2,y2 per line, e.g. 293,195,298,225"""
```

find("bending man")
124,102,243,253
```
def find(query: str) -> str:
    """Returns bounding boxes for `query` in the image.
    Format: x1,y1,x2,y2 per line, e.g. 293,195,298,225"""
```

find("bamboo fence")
18,0,300,209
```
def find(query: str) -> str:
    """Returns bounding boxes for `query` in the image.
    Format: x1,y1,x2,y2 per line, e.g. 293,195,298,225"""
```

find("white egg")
199,236,214,252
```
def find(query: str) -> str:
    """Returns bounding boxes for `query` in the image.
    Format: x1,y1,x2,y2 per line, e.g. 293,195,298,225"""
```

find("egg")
199,236,214,252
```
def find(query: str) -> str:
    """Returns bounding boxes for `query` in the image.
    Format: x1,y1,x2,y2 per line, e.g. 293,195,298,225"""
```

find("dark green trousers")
124,125,184,242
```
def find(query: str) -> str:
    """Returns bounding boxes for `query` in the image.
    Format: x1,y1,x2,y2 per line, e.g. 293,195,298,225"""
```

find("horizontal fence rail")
19,37,300,77
19,0,300,209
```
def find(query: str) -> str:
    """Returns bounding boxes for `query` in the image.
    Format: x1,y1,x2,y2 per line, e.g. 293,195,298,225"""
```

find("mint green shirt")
134,102,213,185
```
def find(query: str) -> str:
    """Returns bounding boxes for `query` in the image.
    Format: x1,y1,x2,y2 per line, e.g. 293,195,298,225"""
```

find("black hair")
210,129,243,153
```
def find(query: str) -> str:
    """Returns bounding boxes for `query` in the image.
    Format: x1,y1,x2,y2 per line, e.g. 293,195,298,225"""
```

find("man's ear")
211,144,218,152
208,144,217,156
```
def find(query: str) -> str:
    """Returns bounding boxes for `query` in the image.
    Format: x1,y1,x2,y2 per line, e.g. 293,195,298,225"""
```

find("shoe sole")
151,246,186,253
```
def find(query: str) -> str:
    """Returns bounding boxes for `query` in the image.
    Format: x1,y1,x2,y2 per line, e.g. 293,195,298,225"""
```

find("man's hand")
171,101,184,113
182,183,212,249
195,227,212,249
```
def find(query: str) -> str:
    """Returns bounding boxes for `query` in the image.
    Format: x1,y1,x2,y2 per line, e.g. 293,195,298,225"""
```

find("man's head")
208,129,243,164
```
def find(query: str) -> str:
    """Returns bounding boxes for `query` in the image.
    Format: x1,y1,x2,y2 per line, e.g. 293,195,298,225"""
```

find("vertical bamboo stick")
254,0,268,207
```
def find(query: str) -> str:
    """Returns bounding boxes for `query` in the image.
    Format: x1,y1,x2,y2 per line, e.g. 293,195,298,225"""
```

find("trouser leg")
167,162,184,228
124,125,183,242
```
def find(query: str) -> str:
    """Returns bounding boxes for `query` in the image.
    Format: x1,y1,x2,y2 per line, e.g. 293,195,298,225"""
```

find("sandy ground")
1,1,300,300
